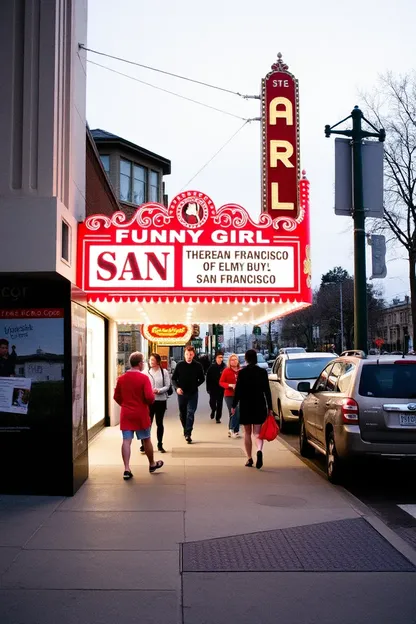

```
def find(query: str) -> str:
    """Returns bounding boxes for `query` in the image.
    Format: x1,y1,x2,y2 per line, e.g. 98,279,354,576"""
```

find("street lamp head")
324,124,331,138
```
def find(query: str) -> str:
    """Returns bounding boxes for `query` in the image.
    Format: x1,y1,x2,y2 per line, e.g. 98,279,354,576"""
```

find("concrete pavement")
1,390,415,623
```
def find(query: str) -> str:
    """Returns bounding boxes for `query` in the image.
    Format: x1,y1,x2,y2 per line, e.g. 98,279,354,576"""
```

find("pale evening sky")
85,0,416,305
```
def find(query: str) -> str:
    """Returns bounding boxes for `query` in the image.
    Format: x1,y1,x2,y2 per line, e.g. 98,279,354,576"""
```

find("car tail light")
341,398,359,423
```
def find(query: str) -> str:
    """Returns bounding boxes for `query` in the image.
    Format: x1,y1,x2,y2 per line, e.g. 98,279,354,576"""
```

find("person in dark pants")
171,345,205,444
206,351,226,422
231,349,273,470
144,352,171,453
0,339,16,377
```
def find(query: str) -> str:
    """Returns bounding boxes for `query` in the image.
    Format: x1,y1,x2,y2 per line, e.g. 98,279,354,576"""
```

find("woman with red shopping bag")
231,349,274,469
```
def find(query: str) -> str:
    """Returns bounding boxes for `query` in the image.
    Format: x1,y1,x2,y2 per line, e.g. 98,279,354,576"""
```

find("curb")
277,434,416,568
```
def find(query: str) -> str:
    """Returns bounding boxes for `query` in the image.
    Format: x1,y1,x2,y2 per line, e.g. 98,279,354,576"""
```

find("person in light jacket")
144,352,171,453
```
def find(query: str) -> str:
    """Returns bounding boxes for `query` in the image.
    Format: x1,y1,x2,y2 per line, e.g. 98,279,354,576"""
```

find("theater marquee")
77,182,312,326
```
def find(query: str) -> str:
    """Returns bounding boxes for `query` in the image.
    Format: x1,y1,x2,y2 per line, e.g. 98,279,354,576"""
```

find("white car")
268,352,336,431
237,353,269,371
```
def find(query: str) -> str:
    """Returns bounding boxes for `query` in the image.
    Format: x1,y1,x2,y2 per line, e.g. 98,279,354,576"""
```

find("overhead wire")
178,120,251,191
87,59,249,122
80,44,259,99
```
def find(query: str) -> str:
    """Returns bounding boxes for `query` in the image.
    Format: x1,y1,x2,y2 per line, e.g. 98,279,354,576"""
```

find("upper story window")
120,158,147,205
149,171,160,202
100,155,110,174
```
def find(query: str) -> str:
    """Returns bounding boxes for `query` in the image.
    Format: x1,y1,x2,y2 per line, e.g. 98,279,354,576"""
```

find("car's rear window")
285,358,334,380
359,363,416,398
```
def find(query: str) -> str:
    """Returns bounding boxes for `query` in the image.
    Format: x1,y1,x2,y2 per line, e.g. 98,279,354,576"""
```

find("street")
279,424,416,551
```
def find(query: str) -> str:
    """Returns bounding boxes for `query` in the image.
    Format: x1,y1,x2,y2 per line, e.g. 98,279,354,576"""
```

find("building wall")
0,1,87,283
378,298,413,351
20,361,64,382
86,132,120,217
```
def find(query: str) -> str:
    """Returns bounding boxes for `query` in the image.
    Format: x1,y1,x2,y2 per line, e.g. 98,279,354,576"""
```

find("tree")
362,73,416,345
281,267,385,352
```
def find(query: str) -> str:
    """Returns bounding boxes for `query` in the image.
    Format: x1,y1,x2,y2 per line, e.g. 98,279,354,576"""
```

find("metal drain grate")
172,447,245,458
182,518,416,572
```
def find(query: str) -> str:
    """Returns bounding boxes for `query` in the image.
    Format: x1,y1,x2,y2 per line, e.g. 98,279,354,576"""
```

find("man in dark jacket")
0,339,16,377
206,351,226,423
171,345,205,444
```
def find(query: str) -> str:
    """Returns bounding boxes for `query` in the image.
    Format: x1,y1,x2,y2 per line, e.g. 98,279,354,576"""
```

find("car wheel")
326,430,343,484
299,415,314,458
277,402,285,432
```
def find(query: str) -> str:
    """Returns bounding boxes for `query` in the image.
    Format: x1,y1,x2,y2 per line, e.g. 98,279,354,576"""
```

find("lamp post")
324,281,345,353
229,327,236,352
325,107,385,353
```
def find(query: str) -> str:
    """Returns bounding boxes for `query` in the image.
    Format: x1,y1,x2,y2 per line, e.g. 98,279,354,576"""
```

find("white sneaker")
228,430,232,437
232,432,241,438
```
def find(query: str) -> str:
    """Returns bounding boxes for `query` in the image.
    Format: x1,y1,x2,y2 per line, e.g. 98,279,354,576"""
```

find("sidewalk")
1,390,416,624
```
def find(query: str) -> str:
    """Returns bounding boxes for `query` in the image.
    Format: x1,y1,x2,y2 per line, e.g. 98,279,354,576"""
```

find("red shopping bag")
259,413,280,441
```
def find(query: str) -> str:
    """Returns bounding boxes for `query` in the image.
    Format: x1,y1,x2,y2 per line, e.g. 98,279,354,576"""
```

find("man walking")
171,345,205,444
206,351,226,423
114,351,164,480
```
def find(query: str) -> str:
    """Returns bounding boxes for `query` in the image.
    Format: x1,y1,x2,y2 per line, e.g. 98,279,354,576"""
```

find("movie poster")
71,302,87,459
0,309,64,431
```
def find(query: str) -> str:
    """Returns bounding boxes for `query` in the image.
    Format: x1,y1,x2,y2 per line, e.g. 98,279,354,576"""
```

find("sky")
0,319,64,356
85,0,416,305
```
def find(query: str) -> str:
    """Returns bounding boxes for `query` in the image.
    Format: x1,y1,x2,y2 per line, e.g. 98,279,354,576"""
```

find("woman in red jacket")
219,353,241,438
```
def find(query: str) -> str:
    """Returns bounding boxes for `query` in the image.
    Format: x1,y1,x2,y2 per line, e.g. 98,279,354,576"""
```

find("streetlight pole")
323,281,345,353
339,282,345,352
325,107,385,354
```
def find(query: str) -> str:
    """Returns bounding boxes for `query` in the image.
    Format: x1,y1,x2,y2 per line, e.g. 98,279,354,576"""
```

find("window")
149,170,159,202
326,362,343,392
337,363,355,393
285,357,335,380
119,158,147,205
313,363,334,392
133,164,146,204
120,158,132,202
61,219,70,263
100,155,110,173
359,363,416,399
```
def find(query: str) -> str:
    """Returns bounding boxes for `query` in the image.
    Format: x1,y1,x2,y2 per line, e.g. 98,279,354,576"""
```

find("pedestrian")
0,339,16,377
171,345,205,444
113,351,164,480
231,349,273,469
219,353,241,438
144,352,170,454
206,351,226,423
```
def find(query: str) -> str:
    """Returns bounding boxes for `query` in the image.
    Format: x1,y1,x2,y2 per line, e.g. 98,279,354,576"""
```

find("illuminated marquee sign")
262,53,300,217
141,323,193,345
77,187,311,308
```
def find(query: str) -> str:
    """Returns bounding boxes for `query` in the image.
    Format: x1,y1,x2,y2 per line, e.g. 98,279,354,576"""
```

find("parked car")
237,352,269,371
279,347,307,355
268,352,336,431
298,350,416,483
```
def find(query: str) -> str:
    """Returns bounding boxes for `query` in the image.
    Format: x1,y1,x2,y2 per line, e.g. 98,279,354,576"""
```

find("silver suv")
298,351,416,483
268,352,336,431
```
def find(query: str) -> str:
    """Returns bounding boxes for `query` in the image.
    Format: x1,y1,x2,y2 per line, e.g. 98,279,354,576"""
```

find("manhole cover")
182,518,416,572
172,447,245,458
